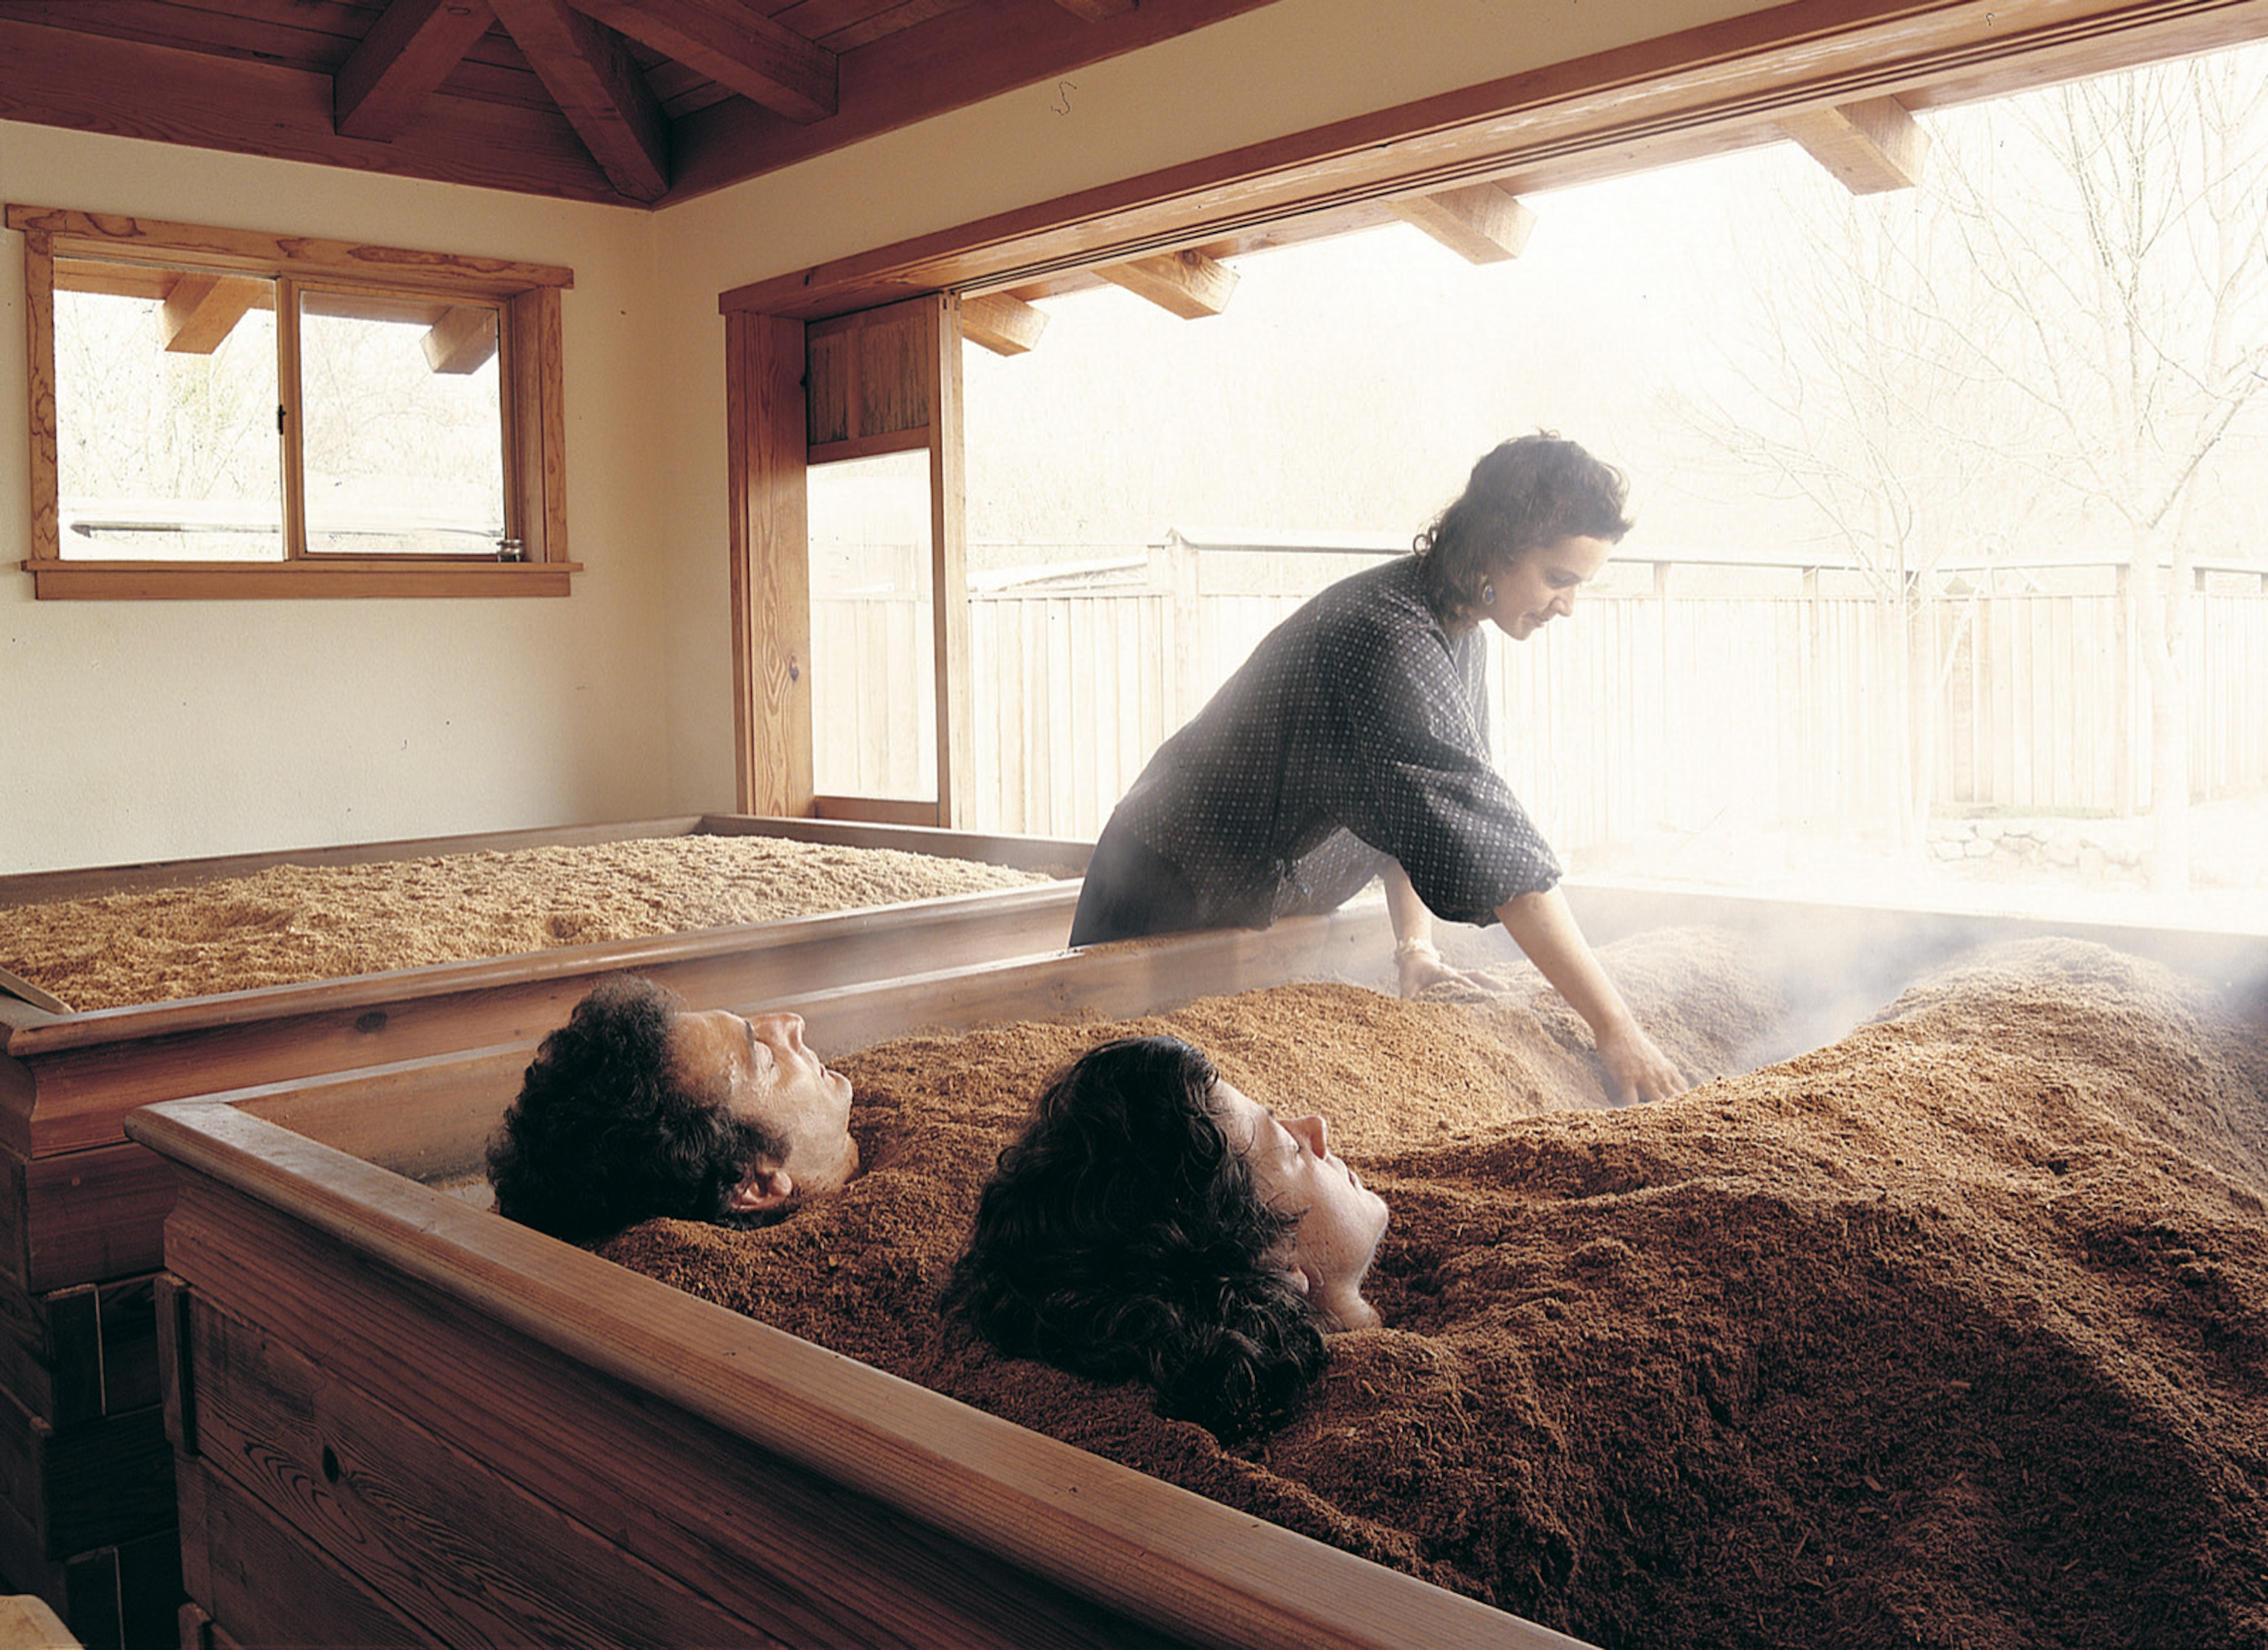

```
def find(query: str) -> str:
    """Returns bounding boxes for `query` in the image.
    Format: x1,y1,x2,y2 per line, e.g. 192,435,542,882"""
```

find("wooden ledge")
22,559,582,600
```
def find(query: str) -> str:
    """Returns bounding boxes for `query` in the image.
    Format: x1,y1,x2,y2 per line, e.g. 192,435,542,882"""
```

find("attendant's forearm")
1495,886,1637,1042
1383,862,1435,952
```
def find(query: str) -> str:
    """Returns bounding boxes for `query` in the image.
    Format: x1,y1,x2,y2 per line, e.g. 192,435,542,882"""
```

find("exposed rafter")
423,305,503,373
1050,0,1140,18
334,0,499,143
960,293,1049,356
1389,181,1537,265
564,0,837,124
159,273,265,354
490,0,670,203
1092,249,1237,319
1778,96,1930,194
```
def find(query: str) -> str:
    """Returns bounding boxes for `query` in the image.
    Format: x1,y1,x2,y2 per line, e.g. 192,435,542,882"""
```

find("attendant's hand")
1395,942,1487,999
1597,1023,1689,1106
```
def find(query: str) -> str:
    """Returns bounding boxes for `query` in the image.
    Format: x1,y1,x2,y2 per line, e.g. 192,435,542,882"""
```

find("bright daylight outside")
815,37,2268,930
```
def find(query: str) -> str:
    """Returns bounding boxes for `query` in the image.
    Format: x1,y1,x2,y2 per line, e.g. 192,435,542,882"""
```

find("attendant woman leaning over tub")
1068,432,1686,1107
946,1035,1386,1442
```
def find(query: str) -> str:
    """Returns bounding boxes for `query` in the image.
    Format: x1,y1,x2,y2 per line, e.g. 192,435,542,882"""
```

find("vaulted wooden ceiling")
0,0,1284,207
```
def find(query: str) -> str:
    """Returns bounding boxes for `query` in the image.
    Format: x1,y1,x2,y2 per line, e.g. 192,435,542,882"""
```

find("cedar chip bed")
601,928,2268,1650
0,835,1055,1012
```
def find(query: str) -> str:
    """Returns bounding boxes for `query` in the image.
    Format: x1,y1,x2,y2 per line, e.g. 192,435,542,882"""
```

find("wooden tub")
0,814,1087,1648
124,888,2268,1650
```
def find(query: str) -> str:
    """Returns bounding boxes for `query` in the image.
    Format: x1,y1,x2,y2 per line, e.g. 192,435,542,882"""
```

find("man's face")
1488,533,1614,641
1210,1078,1389,1330
671,1008,859,1206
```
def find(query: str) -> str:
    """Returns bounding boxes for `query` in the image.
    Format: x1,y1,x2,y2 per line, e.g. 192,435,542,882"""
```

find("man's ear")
725,1164,795,1213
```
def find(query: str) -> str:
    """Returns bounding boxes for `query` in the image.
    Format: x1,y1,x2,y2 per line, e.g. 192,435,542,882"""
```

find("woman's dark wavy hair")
1416,431,1634,621
944,1036,1327,1443
485,974,782,1244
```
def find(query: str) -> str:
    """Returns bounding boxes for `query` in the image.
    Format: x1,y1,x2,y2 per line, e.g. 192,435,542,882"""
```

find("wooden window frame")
719,0,2268,820
6,206,579,599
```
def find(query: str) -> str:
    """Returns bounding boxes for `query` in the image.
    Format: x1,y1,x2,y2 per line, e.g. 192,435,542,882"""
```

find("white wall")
0,120,665,873
0,0,1757,874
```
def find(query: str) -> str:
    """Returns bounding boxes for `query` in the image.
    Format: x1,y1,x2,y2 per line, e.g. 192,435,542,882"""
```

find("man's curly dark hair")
1416,430,1634,621
486,974,784,1244
944,1035,1328,1443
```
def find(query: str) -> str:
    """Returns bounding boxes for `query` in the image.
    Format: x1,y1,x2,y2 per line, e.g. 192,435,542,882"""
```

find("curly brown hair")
944,1036,1328,1443
1416,431,1633,621
485,974,785,1244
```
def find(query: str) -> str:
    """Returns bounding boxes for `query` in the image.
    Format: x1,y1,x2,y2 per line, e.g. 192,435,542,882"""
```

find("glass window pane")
809,450,938,801
54,275,283,561
299,290,506,556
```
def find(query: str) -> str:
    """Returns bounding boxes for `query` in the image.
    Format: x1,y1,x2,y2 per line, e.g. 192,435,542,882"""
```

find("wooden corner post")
726,311,814,816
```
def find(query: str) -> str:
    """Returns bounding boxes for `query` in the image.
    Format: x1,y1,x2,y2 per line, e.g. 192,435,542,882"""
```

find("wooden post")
931,295,973,829
727,312,814,816
2113,560,2135,818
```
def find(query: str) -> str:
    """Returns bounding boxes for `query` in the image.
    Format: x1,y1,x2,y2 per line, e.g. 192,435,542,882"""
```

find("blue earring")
1481,582,1496,606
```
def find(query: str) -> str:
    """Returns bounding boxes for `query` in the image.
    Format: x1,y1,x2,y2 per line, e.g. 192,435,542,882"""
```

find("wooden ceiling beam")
960,293,1048,356
335,0,500,142
564,0,836,123
1050,0,1140,18
490,0,670,202
1778,95,1930,194
1388,181,1537,265
1091,249,1237,319
422,305,502,373
159,273,266,355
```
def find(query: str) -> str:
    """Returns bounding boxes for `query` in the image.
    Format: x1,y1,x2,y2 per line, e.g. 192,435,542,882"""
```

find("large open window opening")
726,7,2268,922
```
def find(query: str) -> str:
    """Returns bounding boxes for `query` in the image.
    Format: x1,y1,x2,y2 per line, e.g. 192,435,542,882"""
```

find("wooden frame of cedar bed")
0,811,1085,1647
126,890,2268,1650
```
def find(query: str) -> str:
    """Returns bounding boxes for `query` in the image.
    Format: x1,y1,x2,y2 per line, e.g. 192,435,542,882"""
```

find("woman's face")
1487,533,1614,641
1210,1078,1389,1330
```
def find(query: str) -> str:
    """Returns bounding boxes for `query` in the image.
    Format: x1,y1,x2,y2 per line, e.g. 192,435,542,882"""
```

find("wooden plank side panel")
162,1186,1195,1650
177,1289,774,1650
0,1383,171,1558
18,1144,176,1294
176,1458,438,1650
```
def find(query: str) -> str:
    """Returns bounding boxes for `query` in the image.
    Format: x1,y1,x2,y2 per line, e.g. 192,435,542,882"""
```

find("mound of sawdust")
0,834,1055,1012
601,930,2268,1650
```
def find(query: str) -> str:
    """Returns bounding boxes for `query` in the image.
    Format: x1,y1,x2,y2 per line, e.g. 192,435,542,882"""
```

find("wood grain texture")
568,0,838,120
490,0,670,200
420,303,500,373
728,312,815,816
506,283,569,562
4,206,574,294
719,0,2268,318
959,291,1048,355
334,0,502,141
1387,181,1537,263
19,230,59,568
0,1382,172,1557
933,295,975,827
151,1140,1536,1649
1778,92,1930,191
156,272,265,354
1091,249,1238,318
0,19,627,203
666,0,1286,200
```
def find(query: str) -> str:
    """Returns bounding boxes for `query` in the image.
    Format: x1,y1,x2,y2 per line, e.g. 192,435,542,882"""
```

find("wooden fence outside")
816,555,2268,850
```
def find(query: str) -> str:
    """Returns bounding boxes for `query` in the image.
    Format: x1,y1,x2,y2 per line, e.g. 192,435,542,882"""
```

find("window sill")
21,558,582,600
